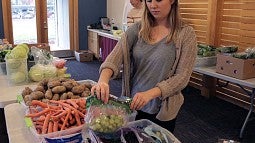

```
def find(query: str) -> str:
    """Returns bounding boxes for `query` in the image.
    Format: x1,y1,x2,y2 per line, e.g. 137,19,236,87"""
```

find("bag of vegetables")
85,104,129,139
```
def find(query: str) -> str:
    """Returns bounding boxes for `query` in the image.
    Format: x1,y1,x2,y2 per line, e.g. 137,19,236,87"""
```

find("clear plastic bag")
30,46,53,65
85,104,129,139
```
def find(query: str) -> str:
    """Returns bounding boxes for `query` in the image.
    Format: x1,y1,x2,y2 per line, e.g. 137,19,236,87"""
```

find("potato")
52,86,66,94
45,89,53,100
72,85,85,94
66,92,74,99
30,91,44,100
52,94,60,101
48,80,62,89
22,87,33,97
62,81,74,91
34,85,45,93
60,93,68,100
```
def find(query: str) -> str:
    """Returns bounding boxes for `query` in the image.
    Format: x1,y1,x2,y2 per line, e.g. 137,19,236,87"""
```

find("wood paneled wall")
180,0,255,110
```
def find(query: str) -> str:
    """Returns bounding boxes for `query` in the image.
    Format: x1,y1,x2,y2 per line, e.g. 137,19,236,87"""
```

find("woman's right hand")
91,82,110,104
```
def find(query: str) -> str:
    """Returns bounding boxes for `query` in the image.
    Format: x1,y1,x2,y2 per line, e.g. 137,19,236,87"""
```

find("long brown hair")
139,0,182,43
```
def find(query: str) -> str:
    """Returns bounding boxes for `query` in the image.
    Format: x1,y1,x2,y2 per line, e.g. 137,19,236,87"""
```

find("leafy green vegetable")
197,44,216,57
86,96,132,114
10,71,26,84
86,96,103,109
28,64,45,82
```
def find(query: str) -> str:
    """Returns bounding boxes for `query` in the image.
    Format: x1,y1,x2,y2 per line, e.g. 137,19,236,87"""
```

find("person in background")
91,0,197,133
127,0,144,27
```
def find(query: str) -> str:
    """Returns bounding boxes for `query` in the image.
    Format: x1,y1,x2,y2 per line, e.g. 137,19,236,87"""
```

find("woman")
127,0,144,26
91,0,197,132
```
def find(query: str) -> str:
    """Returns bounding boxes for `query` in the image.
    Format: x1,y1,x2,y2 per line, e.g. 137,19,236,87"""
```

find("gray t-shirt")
131,37,176,114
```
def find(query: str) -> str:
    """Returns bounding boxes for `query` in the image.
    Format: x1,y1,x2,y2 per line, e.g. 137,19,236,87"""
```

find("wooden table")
193,66,255,138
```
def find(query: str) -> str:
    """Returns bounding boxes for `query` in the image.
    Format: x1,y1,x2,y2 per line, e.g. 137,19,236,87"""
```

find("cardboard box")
216,54,255,79
75,50,93,62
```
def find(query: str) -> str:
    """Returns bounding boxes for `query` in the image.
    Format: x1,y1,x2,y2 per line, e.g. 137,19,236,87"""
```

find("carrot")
77,110,85,118
66,99,79,108
31,100,49,108
36,120,44,126
50,100,76,110
51,110,62,116
42,114,51,134
53,121,58,132
61,109,71,130
52,111,67,121
48,121,53,133
26,108,50,118
77,99,86,109
69,117,76,125
36,115,46,122
74,111,81,126
31,100,59,109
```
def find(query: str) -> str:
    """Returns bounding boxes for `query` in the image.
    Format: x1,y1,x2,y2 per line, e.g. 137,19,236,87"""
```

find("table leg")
201,75,216,98
239,88,255,138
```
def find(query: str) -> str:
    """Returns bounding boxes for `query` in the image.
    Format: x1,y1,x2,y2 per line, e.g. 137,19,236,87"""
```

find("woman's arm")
91,68,113,103
130,87,161,110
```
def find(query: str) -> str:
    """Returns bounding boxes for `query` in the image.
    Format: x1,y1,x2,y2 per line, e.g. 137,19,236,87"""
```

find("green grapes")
90,114,124,133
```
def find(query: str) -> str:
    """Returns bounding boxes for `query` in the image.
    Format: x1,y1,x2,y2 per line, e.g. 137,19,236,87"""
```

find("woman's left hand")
130,92,154,110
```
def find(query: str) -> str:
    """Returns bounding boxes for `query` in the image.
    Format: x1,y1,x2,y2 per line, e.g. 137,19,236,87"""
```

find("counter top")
87,28,121,41
4,103,38,143
0,74,37,108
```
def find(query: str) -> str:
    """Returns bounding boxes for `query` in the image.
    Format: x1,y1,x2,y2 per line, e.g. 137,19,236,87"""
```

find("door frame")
1,0,79,51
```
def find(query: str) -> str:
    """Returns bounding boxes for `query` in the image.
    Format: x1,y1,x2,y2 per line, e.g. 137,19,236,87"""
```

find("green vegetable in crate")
197,44,216,57
10,71,26,83
6,58,22,69
6,46,28,59
216,46,238,53
90,114,124,133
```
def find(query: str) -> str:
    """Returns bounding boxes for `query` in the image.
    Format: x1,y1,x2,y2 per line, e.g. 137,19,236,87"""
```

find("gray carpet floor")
1,59,254,143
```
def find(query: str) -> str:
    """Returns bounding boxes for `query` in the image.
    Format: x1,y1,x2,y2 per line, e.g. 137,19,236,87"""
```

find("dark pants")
135,110,176,133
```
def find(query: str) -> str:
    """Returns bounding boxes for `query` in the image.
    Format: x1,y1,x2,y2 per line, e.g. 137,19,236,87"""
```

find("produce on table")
28,64,45,82
232,48,255,59
53,59,66,69
90,114,124,133
29,64,69,82
25,99,86,134
6,58,22,69
86,105,128,135
10,71,26,84
216,46,238,53
4,44,30,84
197,44,217,57
86,96,132,114
5,44,29,59
197,44,238,57
21,78,92,106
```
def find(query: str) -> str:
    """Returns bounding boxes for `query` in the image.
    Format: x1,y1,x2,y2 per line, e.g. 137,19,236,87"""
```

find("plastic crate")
6,58,28,85
127,119,181,143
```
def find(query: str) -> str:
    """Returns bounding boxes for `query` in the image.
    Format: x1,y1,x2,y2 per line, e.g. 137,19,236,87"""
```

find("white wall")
107,0,132,30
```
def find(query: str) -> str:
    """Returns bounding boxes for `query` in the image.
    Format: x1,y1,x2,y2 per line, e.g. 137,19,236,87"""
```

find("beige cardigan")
100,23,197,121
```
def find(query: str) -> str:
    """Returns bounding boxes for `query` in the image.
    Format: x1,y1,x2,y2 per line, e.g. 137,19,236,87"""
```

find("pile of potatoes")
22,78,93,106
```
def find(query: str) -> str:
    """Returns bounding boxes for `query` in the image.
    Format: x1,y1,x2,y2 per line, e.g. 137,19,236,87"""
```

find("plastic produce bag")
30,46,53,65
85,104,129,139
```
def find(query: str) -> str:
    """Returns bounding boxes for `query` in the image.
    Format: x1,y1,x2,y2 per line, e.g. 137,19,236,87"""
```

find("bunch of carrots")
25,99,86,134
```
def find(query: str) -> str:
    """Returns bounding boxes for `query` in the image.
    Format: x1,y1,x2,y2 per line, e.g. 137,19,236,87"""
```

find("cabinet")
88,31,100,59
